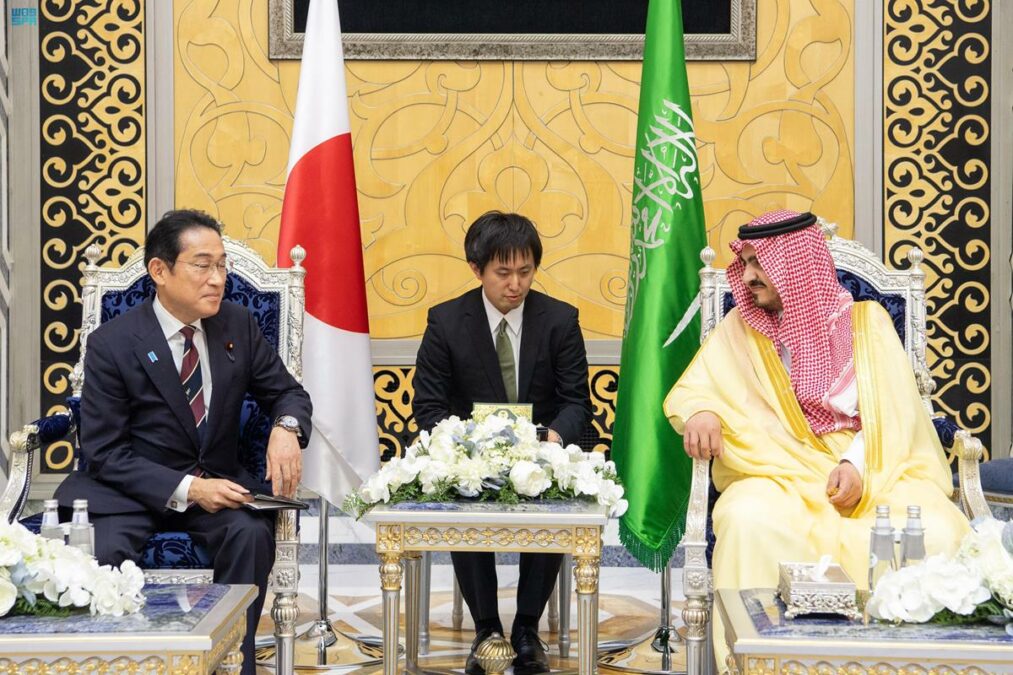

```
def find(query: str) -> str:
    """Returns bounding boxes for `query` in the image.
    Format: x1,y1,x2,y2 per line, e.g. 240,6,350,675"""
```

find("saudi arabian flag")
614,0,708,571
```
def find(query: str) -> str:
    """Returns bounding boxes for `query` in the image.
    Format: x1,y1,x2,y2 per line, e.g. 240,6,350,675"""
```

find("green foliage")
495,482,520,505
930,598,1006,626
8,596,74,618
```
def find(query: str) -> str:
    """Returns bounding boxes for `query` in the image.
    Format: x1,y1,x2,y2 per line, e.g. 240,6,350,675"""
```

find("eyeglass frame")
169,257,234,278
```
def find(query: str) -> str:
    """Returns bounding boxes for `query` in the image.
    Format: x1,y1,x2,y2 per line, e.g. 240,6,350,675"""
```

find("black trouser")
451,551,564,630
87,507,275,675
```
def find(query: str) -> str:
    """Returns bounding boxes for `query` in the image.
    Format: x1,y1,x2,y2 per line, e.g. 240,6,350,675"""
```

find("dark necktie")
179,326,208,441
496,319,517,403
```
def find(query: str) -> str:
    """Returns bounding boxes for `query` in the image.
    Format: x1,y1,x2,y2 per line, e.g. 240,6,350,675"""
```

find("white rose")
571,462,601,497
867,566,941,623
359,474,391,504
419,460,450,495
0,571,16,617
509,461,551,497
919,555,991,615
453,457,488,497
611,499,629,518
596,479,626,512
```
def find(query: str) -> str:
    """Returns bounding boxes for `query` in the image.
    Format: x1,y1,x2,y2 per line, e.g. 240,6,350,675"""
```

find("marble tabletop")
0,584,231,635
365,499,609,525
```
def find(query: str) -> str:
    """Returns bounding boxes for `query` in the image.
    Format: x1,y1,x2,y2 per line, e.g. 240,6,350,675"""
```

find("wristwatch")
274,415,303,438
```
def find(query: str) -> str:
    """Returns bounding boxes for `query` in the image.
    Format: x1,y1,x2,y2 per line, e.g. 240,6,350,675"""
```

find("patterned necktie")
496,319,517,403
179,326,207,440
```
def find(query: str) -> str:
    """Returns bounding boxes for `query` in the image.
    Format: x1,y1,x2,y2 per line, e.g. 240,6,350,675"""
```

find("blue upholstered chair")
677,220,994,675
977,458,1013,519
0,238,307,668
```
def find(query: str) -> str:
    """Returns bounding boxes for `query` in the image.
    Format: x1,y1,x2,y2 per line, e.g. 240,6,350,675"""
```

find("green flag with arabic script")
613,0,709,571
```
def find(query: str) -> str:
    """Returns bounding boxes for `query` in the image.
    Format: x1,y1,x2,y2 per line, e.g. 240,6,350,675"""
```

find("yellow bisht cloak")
664,301,970,661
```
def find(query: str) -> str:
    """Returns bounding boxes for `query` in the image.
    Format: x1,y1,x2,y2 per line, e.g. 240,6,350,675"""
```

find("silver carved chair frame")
679,220,994,675
0,237,306,672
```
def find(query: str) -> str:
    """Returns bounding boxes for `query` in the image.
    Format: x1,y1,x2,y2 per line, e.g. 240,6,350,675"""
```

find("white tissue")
812,554,833,581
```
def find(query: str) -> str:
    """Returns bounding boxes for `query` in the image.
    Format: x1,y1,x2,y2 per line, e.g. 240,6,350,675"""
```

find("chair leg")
558,553,572,658
452,575,464,632
419,551,432,655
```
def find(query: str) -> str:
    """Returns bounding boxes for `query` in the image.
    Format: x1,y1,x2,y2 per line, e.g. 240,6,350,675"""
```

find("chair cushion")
100,274,281,351
721,269,907,343
979,458,1013,496
140,531,213,568
20,514,212,568
932,416,959,449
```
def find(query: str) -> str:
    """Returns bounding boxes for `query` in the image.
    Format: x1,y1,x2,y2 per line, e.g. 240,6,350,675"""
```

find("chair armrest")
1,411,75,523
954,430,992,521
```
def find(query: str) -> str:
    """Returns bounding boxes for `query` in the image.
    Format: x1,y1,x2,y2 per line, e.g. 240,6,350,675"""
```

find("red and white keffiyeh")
727,210,860,436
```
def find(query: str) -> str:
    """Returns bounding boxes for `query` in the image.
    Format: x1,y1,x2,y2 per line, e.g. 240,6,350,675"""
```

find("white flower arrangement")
867,518,1013,634
345,415,628,518
0,519,145,618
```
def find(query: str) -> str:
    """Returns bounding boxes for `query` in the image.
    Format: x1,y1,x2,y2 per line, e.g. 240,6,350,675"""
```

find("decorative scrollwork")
38,0,146,473
403,525,573,551
374,366,417,461
0,656,170,674
884,0,992,444
176,1,857,343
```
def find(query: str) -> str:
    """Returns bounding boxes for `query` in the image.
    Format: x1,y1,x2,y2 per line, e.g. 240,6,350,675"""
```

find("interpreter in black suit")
413,211,592,675
54,209,312,675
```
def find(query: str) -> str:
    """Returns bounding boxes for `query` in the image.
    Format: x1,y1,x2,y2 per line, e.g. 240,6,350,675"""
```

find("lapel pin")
225,341,235,362
147,351,158,363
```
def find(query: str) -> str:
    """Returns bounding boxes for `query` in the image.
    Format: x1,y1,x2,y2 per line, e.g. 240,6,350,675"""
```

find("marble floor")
253,514,690,673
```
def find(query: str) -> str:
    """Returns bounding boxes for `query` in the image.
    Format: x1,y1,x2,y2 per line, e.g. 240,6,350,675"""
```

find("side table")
365,500,609,675
0,583,256,673
717,588,1013,674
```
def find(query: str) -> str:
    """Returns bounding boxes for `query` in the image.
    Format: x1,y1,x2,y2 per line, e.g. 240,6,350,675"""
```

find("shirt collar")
481,290,524,336
153,295,204,341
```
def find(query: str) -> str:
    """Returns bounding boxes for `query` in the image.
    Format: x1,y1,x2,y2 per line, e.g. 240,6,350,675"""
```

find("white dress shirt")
779,347,865,474
152,296,212,511
481,291,523,401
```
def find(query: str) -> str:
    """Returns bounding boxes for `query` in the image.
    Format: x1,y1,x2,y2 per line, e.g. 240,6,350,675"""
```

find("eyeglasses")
175,258,233,278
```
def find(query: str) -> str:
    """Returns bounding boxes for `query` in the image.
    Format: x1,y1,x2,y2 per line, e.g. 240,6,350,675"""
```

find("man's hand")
826,461,863,509
188,478,252,513
683,411,724,460
546,428,563,444
266,426,302,497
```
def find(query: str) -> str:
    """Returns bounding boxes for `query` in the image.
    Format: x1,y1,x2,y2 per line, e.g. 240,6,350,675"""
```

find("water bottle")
868,505,896,590
899,505,926,567
39,499,64,542
68,499,94,556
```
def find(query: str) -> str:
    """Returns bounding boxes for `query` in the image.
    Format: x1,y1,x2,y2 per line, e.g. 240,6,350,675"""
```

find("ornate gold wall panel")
883,0,992,446
39,0,146,472
174,0,855,340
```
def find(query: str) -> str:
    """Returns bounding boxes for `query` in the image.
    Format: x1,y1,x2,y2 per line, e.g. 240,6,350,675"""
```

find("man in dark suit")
55,209,312,674
413,211,592,675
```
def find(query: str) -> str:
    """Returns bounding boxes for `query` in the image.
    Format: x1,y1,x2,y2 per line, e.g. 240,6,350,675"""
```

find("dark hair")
464,211,543,273
145,209,222,267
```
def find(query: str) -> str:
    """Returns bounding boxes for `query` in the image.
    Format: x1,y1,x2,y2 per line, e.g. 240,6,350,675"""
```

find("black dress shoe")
511,625,550,675
465,628,498,675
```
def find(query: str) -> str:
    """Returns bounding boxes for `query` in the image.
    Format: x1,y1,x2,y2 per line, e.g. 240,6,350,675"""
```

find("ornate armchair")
678,221,994,675
0,238,306,669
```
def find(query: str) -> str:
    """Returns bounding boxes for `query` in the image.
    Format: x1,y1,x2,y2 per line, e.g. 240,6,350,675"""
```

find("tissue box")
777,561,861,620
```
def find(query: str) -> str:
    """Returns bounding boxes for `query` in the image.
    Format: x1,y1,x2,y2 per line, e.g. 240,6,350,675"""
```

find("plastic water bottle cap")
72,499,88,510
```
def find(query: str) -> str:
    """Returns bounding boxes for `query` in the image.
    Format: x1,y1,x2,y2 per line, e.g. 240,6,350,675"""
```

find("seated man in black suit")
413,211,592,675
55,209,312,674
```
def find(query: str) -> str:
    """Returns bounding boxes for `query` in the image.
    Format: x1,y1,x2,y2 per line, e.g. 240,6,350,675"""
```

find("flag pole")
597,562,692,674
281,498,388,670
